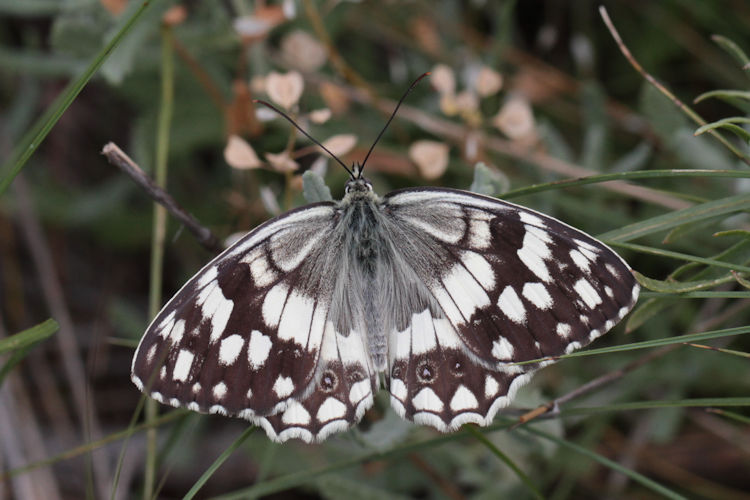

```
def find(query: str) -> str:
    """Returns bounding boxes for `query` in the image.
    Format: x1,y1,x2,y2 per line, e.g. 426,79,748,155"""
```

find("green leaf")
634,271,734,293
0,0,157,196
562,397,750,416
0,0,95,15
597,193,750,242
469,162,510,196
695,118,750,144
711,35,750,74
302,170,333,203
693,90,750,114
0,319,59,355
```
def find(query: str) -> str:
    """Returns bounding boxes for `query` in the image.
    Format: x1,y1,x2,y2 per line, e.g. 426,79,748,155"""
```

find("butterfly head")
344,165,373,194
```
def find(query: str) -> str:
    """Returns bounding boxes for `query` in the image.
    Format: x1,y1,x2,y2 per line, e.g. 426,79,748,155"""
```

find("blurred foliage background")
1,0,750,498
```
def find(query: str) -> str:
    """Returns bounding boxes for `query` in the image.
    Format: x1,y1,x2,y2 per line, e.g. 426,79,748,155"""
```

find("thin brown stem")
599,6,750,166
101,142,222,253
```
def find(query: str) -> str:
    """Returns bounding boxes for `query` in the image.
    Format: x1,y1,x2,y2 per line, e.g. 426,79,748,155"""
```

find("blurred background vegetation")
1,0,750,498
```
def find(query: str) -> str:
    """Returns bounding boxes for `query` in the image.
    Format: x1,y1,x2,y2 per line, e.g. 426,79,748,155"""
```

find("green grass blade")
706,408,750,424
502,169,750,199
597,194,750,242
465,426,544,500
711,35,750,74
183,426,256,500
0,0,156,195
607,241,750,273
0,318,59,354
522,425,687,500
561,397,750,417
512,324,750,366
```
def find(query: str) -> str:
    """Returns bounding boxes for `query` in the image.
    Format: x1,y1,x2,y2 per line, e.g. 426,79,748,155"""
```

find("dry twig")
101,142,222,253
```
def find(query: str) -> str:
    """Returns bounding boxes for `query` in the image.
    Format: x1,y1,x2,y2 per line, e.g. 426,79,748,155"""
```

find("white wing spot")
281,400,311,425
517,245,551,282
402,215,464,244
522,282,553,310
442,262,491,321
271,230,324,272
390,378,408,401
605,263,619,277
498,286,526,324
168,319,186,345
450,385,479,411
196,266,218,289
187,402,200,411
408,309,437,355
173,349,194,382
146,344,158,364
262,282,288,328
492,337,515,360
160,366,167,380
273,375,295,398
212,382,227,400
245,251,277,287
468,218,492,249
484,375,500,398
218,334,245,366
156,311,176,339
519,211,545,227
413,387,444,412
556,323,571,338
605,285,614,298
521,226,552,259
432,286,465,326
192,382,201,394
317,397,347,422
570,249,591,273
278,291,315,345
247,329,272,369
349,379,371,404
574,278,602,308
460,250,495,290
196,284,234,344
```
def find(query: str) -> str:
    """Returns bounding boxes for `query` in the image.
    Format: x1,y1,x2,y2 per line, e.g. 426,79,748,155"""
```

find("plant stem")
143,22,175,500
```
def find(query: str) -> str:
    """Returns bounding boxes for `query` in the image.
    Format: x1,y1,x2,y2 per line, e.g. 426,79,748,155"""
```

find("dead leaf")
431,64,456,95
281,30,327,72
100,0,127,16
475,66,503,97
266,71,304,110
265,151,299,173
321,134,357,158
309,108,332,124
493,97,536,140
319,81,350,115
224,135,262,169
409,140,450,180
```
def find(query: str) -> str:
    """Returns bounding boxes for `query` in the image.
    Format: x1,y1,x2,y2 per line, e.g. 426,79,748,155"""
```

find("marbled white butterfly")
131,75,639,443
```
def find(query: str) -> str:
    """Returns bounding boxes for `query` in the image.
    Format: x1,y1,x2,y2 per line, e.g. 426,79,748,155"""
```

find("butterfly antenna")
253,99,354,177
359,72,431,176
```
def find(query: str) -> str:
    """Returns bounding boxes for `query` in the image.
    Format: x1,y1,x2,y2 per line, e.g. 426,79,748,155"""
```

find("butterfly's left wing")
381,187,639,431
131,203,378,442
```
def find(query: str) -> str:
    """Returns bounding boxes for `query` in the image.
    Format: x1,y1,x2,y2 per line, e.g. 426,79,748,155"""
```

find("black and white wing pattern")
131,202,378,443
132,182,639,443
380,187,639,431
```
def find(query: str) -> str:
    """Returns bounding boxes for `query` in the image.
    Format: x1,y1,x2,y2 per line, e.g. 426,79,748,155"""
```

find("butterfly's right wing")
131,202,377,443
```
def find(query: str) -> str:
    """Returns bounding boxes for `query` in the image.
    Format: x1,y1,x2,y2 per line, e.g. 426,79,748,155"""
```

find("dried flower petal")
409,140,450,180
224,135,262,169
266,71,304,110
308,108,332,124
265,151,299,173
493,97,536,140
100,0,127,15
319,82,350,115
281,30,327,72
321,134,357,158
455,90,479,112
475,66,503,97
431,64,456,95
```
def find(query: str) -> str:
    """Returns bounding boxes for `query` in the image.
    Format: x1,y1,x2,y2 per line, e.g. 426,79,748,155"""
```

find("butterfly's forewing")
131,202,377,442
382,187,639,430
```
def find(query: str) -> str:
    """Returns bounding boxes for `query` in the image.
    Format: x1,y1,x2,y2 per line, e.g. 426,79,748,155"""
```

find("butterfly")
131,75,640,443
